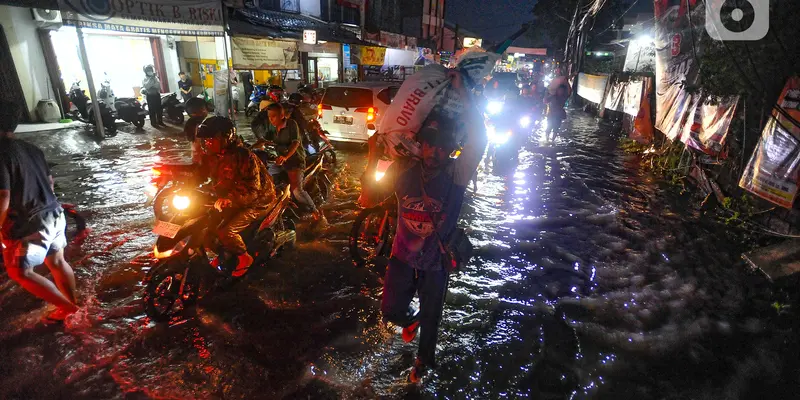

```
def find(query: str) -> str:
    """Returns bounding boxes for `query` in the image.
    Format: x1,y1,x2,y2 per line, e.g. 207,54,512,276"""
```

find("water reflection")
0,114,790,399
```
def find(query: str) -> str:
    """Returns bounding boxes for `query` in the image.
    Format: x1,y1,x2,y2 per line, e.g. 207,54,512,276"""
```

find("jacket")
205,146,275,208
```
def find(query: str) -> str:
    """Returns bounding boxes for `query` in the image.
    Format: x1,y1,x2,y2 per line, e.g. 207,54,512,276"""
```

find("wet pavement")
1,112,798,399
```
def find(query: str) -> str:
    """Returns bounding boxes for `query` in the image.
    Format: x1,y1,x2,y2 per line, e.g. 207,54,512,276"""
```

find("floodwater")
1,112,797,399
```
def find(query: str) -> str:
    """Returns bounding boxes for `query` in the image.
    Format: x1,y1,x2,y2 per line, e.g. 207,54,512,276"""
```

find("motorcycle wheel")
245,105,257,118
349,205,395,267
143,258,200,322
323,149,337,171
133,117,145,129
172,112,185,124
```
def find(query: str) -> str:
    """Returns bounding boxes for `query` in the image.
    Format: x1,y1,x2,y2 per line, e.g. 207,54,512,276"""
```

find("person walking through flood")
366,70,486,382
0,100,80,323
544,82,570,142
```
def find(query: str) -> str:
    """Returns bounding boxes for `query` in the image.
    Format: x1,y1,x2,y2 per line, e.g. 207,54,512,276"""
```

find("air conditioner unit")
31,9,63,29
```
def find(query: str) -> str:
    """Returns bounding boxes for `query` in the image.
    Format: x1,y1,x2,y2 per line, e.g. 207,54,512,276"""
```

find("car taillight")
318,104,332,119
355,107,376,122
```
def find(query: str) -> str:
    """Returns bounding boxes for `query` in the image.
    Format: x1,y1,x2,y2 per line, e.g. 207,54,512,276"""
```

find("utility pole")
75,26,105,140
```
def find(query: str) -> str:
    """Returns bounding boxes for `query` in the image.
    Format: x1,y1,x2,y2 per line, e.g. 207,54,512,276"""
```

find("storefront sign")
58,0,223,36
740,77,800,209
380,31,404,49
350,45,385,66
463,37,482,48
303,30,317,45
576,73,609,105
299,41,340,55
231,37,300,70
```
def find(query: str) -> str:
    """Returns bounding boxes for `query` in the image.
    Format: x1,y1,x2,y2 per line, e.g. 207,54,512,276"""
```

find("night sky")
446,0,538,42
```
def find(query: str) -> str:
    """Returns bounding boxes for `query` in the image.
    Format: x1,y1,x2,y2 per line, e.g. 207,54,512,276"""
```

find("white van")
317,82,400,143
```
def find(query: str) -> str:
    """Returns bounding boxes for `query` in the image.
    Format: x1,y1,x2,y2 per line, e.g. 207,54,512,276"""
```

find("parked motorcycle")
161,92,185,124
143,183,297,322
245,84,269,117
68,80,117,137
98,75,147,129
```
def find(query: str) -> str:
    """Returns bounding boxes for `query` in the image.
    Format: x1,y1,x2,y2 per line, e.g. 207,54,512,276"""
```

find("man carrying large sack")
365,70,487,383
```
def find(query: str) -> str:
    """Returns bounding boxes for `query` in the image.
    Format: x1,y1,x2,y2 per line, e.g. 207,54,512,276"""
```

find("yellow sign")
463,37,482,48
361,46,386,66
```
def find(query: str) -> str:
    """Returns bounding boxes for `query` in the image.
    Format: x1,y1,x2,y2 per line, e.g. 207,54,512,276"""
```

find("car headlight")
172,195,190,210
487,101,503,115
520,116,531,128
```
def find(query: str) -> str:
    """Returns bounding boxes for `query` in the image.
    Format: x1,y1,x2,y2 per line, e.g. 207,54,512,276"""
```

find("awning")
57,0,224,36
230,8,373,45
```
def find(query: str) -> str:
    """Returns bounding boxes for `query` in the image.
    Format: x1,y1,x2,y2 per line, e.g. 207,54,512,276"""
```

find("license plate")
153,220,182,238
334,115,353,125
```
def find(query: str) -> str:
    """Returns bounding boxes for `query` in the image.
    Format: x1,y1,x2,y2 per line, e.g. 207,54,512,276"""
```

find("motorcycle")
161,93,185,124
245,84,269,117
143,183,297,322
68,80,117,137
146,163,198,221
349,159,396,267
255,144,333,212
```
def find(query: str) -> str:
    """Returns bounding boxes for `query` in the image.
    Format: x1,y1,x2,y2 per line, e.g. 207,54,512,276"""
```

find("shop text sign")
231,37,300,70
303,30,317,45
60,0,222,23
59,0,224,35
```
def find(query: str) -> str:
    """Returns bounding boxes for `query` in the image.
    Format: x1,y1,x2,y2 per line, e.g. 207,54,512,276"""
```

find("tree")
527,0,629,59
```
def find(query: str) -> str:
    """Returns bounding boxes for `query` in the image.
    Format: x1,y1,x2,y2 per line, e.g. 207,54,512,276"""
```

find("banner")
653,0,705,135
740,77,800,209
231,37,300,70
58,0,223,36
623,80,644,117
354,46,386,66
681,95,739,154
603,80,626,112
631,77,655,144
213,70,229,118
576,73,609,104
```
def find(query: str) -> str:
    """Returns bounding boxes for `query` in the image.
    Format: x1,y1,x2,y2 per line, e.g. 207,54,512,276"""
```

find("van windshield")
323,87,373,108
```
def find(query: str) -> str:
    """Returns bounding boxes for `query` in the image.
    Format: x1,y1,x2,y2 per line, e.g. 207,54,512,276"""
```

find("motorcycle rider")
184,97,210,164
265,103,324,221
142,65,165,128
195,117,275,277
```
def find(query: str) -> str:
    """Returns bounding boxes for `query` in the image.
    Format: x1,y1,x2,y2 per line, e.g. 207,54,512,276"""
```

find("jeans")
287,168,316,212
381,257,449,367
146,93,163,125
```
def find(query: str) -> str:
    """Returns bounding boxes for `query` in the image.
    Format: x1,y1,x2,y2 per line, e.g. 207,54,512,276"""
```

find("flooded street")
1,112,797,399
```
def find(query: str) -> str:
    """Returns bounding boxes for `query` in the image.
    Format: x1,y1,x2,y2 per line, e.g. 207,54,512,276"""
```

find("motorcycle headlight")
487,101,503,115
375,171,386,182
172,195,191,210
520,116,532,128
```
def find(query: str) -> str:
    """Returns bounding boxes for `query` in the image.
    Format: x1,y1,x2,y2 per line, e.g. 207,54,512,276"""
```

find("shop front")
299,41,342,89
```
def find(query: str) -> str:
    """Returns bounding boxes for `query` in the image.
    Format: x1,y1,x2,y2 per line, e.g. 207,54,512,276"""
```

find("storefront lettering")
98,0,220,22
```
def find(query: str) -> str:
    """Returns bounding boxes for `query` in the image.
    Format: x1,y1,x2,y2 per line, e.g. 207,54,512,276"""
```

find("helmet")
267,91,281,103
288,93,303,105
197,116,236,145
